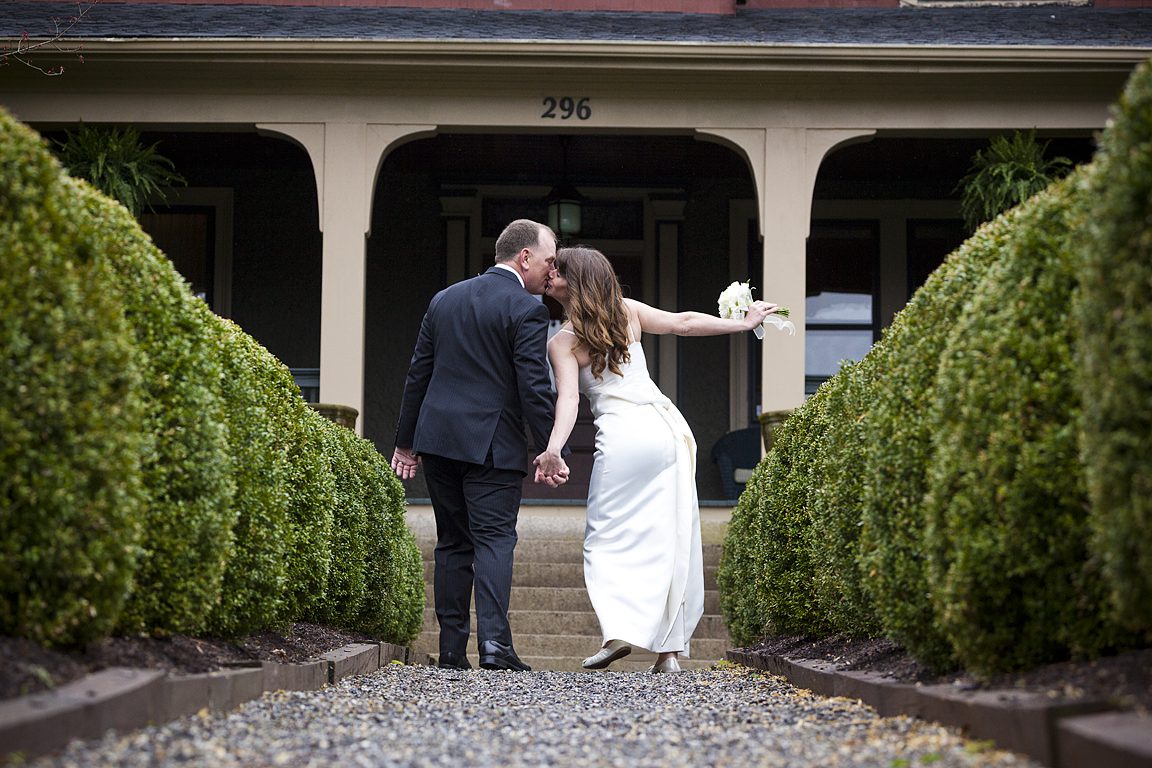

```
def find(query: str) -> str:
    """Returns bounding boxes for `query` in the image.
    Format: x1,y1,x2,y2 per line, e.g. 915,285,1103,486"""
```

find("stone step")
412,633,732,664
414,655,722,673
420,560,720,590
414,631,731,660
420,608,730,639
404,507,733,548
422,584,724,615
417,540,725,566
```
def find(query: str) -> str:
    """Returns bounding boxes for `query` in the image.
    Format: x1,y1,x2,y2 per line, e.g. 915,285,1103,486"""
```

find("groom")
392,219,569,672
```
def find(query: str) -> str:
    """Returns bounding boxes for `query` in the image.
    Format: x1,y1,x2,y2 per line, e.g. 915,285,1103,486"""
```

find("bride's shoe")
582,639,632,670
649,656,682,674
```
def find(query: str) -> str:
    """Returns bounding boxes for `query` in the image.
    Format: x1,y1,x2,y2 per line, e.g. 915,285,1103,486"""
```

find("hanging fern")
54,124,185,217
956,130,1072,233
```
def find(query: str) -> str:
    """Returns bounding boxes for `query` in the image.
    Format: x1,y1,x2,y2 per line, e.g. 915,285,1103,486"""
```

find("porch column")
699,127,874,414
256,122,435,432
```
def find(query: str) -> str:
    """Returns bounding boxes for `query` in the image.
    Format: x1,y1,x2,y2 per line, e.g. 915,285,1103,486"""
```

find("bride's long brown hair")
556,246,631,380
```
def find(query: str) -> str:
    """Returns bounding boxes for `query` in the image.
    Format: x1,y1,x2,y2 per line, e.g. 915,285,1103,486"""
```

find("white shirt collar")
493,262,525,288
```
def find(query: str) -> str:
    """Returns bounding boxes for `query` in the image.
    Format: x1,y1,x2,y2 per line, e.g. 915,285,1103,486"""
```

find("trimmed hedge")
807,360,881,638
718,387,833,646
2,109,426,649
205,319,293,637
0,112,147,647
1076,58,1152,637
924,170,1129,674
308,418,370,627
856,209,1022,671
347,436,424,644
69,180,237,637
245,346,336,622
711,64,1152,675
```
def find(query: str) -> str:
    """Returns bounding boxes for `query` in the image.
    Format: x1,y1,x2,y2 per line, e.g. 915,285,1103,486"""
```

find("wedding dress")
573,334,704,656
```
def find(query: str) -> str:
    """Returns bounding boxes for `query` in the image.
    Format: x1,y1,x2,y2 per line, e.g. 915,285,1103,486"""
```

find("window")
806,220,879,395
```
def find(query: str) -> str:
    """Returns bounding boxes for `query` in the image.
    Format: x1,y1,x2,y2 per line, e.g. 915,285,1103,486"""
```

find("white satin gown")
569,332,705,656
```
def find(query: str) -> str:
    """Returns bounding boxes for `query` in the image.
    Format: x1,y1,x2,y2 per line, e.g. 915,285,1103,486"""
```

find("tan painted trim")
58,39,1152,68
257,123,326,227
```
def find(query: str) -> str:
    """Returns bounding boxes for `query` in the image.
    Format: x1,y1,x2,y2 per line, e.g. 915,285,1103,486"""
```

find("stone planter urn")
310,403,359,431
757,408,794,454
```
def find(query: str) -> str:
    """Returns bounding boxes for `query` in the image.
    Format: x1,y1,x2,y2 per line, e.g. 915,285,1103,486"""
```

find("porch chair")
710,426,762,501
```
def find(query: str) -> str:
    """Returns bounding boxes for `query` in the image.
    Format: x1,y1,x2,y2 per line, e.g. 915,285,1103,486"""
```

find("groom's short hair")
495,219,546,263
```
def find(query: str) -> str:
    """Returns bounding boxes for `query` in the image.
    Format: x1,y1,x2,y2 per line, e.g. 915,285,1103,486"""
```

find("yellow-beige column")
699,127,874,415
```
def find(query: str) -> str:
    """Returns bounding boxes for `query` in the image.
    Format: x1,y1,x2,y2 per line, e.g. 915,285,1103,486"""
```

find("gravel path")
34,664,1040,767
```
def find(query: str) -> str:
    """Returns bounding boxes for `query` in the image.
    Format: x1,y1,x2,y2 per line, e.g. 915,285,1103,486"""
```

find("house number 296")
541,96,592,120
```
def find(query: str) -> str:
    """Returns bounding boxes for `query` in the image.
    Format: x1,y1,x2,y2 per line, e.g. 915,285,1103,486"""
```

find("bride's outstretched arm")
628,297,776,337
535,334,580,485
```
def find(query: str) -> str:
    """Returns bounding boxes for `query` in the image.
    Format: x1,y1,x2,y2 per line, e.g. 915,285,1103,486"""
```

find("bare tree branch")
1,0,98,76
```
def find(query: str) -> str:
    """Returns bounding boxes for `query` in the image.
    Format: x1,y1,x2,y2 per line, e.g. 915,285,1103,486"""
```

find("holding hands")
533,449,570,488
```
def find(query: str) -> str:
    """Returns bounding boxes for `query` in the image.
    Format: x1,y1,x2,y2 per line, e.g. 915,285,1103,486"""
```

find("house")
3,0,1150,501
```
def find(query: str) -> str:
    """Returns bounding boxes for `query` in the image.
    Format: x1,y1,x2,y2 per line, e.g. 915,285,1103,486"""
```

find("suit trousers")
421,452,523,656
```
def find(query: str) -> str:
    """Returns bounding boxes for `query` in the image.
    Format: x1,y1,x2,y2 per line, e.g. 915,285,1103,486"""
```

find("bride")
535,246,775,673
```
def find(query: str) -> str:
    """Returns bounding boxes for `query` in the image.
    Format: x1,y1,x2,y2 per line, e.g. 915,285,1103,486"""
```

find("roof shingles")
2,2,1152,45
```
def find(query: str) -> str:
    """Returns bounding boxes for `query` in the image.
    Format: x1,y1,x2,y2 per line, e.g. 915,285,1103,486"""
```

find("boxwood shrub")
68,179,237,637
925,170,1129,674
346,438,424,644
308,417,369,627
716,460,771,647
244,348,335,621
205,319,293,637
1076,59,1152,637
0,109,147,647
718,388,833,646
856,209,1021,671
807,360,881,638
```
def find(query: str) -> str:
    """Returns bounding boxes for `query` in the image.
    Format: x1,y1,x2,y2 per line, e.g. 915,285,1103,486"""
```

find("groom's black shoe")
478,640,531,672
438,651,472,670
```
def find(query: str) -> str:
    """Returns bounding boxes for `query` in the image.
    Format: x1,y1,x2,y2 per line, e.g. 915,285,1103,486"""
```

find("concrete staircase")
406,505,734,672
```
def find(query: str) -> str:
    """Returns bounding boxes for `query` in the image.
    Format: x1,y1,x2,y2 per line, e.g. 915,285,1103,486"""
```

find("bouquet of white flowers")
717,281,795,339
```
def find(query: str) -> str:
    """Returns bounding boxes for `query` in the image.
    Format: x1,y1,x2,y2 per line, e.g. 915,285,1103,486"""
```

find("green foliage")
346,438,424,644
717,463,770,647
0,109,147,647
307,418,369,627
1076,58,1152,637
205,320,293,637
53,125,184,217
925,171,1127,674
957,130,1073,233
718,392,832,645
69,180,237,637
807,361,881,638
1,112,427,648
247,350,335,621
857,210,1021,671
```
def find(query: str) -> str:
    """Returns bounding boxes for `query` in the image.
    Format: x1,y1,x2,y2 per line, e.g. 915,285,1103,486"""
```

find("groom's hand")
391,447,421,480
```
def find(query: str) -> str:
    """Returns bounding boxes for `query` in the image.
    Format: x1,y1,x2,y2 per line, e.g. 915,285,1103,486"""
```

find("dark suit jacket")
394,266,555,474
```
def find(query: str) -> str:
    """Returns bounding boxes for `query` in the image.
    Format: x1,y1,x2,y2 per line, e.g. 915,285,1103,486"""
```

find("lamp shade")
546,183,583,237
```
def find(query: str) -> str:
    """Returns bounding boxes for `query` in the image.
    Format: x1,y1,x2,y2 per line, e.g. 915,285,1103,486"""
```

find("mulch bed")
745,634,1152,713
0,623,378,701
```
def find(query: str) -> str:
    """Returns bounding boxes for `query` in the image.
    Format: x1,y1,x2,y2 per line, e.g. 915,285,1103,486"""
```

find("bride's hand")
745,300,778,329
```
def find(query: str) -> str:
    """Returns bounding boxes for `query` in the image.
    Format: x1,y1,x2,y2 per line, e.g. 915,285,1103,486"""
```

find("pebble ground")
33,663,1040,768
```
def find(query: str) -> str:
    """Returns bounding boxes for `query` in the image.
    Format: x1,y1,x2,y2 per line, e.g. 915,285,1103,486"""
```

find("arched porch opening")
362,132,759,502
804,132,1096,395
36,126,324,396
